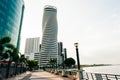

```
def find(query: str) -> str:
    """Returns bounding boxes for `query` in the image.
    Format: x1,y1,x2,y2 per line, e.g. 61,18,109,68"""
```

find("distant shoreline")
81,64,112,68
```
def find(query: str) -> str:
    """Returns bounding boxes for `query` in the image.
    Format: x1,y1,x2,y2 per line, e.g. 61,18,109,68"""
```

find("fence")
84,72,120,80
0,62,26,79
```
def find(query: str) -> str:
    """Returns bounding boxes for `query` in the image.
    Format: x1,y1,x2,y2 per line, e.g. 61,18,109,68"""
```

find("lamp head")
74,43,78,47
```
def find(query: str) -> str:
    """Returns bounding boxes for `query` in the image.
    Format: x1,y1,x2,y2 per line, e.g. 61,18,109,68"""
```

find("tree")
49,58,57,68
49,58,57,64
0,36,20,78
12,48,19,62
26,60,38,71
20,54,27,64
0,37,11,60
64,57,75,68
0,37,19,61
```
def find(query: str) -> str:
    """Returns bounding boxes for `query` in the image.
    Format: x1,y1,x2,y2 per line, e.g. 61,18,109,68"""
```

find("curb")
19,73,32,80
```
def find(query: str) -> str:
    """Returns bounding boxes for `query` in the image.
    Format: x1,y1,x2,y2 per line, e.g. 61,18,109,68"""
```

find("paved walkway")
7,70,79,80
30,70,71,80
6,71,31,80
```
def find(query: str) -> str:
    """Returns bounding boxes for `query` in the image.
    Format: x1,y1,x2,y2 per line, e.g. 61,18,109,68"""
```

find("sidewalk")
6,70,78,80
6,71,31,80
30,70,71,80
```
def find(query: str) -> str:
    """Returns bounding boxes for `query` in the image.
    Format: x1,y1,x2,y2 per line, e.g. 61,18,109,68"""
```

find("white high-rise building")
40,5,58,66
25,37,40,54
24,37,40,64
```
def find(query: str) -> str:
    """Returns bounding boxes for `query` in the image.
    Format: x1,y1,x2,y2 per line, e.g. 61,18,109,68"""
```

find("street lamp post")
74,43,83,80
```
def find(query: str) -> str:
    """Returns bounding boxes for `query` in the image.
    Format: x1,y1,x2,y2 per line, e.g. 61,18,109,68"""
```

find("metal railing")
42,67,120,80
0,63,26,79
84,72,120,80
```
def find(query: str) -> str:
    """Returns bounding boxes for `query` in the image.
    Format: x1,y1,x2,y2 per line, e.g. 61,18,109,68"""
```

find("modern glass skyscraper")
0,0,24,49
40,5,58,66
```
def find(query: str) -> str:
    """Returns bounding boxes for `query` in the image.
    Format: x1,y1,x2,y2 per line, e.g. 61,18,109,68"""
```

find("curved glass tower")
40,5,58,66
0,0,24,49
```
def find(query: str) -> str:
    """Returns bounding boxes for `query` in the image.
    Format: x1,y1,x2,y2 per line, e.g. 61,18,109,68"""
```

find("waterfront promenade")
7,70,78,80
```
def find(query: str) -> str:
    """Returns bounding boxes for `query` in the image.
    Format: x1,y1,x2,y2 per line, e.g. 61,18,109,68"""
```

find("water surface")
83,65,120,75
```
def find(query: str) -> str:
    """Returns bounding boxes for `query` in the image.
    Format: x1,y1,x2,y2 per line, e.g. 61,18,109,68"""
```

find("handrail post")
91,73,94,80
105,74,109,80
115,75,118,80
86,73,89,79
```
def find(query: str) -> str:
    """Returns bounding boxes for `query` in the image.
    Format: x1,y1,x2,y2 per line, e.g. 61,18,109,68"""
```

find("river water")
83,65,120,75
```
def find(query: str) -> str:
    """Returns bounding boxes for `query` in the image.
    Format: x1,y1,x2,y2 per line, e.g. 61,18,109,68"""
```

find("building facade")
0,0,24,49
24,37,40,54
58,42,63,65
64,48,67,60
40,5,58,66
24,37,40,64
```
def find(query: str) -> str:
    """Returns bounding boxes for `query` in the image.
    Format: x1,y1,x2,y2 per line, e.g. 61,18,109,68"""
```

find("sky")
20,0,120,64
